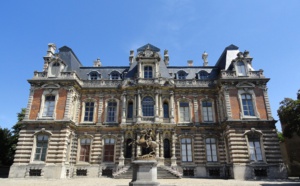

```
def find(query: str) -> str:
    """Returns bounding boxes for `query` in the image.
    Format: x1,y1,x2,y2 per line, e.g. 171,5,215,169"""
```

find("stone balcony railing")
82,80,122,88
141,116,155,122
174,79,215,88
220,69,264,79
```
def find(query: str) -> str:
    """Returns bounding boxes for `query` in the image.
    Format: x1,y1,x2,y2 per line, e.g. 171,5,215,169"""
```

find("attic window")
53,62,60,67
111,71,120,80
237,61,246,76
177,71,186,80
199,71,209,80
89,72,100,80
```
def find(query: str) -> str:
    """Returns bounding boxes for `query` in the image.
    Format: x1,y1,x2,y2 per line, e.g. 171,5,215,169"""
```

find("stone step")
114,167,180,179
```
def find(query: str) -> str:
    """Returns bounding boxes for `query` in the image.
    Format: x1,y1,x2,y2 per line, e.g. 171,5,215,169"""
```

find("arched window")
181,138,192,162
142,97,154,116
237,61,246,76
42,95,55,117
241,94,255,116
127,101,133,119
199,71,209,80
206,138,217,162
111,71,120,80
177,71,186,80
34,134,49,161
125,139,132,158
163,102,169,118
107,101,117,122
79,138,91,162
164,139,171,158
202,100,213,122
103,138,115,162
144,66,153,79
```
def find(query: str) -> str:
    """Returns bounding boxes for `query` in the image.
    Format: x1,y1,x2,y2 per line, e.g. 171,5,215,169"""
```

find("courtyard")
0,178,299,186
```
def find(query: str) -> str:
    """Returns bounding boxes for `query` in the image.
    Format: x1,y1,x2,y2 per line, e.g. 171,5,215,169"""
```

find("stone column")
97,94,103,124
118,132,125,166
223,86,232,119
171,130,177,167
158,131,164,166
262,86,273,120
193,96,199,124
155,90,159,122
155,131,159,159
159,94,163,120
24,86,35,120
121,91,127,123
170,91,175,123
137,90,142,122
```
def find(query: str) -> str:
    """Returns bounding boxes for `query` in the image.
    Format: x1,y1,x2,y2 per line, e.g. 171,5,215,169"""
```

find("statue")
130,129,158,159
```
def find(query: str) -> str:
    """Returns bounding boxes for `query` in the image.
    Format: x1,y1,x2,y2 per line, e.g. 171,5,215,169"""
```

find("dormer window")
49,61,63,77
110,71,120,80
177,71,187,80
237,61,247,76
199,71,209,80
144,66,153,79
89,72,100,80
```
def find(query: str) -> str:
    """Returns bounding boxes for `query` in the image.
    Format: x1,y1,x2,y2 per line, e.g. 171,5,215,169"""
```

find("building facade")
9,43,286,180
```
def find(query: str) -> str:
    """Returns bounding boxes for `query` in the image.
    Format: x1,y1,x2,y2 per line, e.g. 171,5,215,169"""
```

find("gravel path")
0,178,299,186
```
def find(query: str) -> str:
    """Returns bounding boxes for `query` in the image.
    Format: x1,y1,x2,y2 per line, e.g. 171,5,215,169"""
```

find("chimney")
187,60,193,66
164,49,169,66
129,50,134,65
43,43,56,71
202,51,208,66
93,58,101,67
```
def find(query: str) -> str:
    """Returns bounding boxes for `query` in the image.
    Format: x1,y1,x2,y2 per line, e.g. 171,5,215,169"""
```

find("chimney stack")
164,49,169,66
129,50,134,65
93,58,101,67
187,60,193,66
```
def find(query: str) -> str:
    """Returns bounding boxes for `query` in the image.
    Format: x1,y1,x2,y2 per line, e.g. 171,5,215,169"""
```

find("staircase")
114,166,181,179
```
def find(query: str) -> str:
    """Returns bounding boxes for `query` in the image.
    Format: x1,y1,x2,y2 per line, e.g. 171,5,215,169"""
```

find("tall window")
181,138,192,162
111,71,120,80
144,66,153,79
237,61,246,76
34,135,49,161
177,71,186,79
180,102,190,122
127,101,133,119
163,102,169,118
104,138,115,162
206,138,217,162
79,138,91,162
50,62,60,77
107,101,117,122
42,95,55,117
241,94,255,116
84,101,94,122
248,135,263,161
199,71,209,80
202,101,213,122
142,97,154,116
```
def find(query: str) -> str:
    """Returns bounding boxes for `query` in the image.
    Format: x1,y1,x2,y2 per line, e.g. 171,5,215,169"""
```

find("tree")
277,90,300,138
0,127,13,166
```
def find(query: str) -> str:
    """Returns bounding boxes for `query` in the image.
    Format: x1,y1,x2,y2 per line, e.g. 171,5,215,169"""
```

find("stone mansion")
9,43,286,180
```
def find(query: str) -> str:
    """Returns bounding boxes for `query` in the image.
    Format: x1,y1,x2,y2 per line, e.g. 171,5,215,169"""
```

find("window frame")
81,98,97,123
110,71,121,80
79,138,91,162
88,71,101,80
163,101,169,118
127,101,134,119
106,100,117,122
238,89,259,119
104,99,119,124
103,138,116,163
38,89,59,119
30,129,52,163
177,71,187,80
205,138,218,162
244,130,266,163
142,96,154,117
236,61,247,76
199,70,209,80
77,135,93,164
48,61,64,77
144,66,153,79
201,100,215,123
178,100,192,123
180,137,193,162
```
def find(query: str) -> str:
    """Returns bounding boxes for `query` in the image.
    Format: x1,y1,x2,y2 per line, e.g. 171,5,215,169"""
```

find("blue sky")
1,0,299,131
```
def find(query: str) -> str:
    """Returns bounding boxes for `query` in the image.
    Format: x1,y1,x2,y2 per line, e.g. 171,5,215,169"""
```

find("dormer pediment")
236,82,255,88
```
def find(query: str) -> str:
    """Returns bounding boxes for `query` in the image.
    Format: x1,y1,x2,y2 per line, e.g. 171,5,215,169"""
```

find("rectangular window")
42,95,55,117
202,101,213,122
84,102,94,122
180,102,190,122
181,138,192,162
34,135,48,161
127,102,133,119
163,103,169,118
79,138,91,162
242,94,255,116
248,136,263,161
206,138,218,162
104,138,115,162
144,66,153,79
107,101,117,122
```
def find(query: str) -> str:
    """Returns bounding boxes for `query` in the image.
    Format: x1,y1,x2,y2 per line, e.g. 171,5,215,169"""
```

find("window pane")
127,102,133,118
142,97,154,116
163,103,169,118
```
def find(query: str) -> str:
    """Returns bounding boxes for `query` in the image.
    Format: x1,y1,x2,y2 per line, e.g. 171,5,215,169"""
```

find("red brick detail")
229,89,240,119
29,89,43,119
254,88,267,119
56,89,67,120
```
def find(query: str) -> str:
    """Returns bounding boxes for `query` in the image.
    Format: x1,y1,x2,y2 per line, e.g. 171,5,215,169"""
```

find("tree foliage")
277,90,300,138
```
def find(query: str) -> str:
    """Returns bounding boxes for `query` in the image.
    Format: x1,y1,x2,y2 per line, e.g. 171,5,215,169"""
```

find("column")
155,131,159,158
155,90,159,122
121,91,127,123
64,87,73,120
97,94,103,124
159,94,163,120
193,96,199,124
171,130,177,167
159,132,164,158
223,86,232,119
137,90,142,122
170,91,175,123
118,132,125,166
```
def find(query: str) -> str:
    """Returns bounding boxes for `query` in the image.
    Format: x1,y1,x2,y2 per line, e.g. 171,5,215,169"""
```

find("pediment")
236,82,255,88
137,43,160,52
